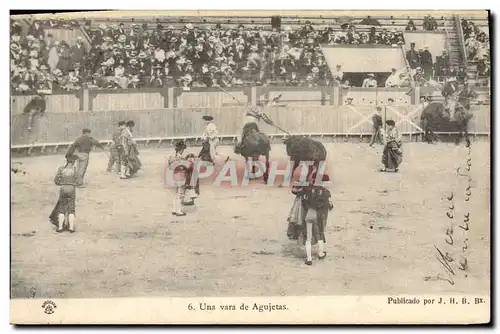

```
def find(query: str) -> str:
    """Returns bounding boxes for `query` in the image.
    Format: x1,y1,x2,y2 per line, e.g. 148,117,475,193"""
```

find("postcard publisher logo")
41,300,57,314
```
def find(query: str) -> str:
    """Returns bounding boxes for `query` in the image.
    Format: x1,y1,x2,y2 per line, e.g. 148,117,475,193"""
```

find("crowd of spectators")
83,22,337,89
10,15,487,94
461,18,489,85
404,41,468,86
10,19,409,93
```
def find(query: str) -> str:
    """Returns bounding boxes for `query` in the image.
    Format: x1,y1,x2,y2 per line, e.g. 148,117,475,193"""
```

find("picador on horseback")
421,77,477,146
234,94,281,154
198,115,220,164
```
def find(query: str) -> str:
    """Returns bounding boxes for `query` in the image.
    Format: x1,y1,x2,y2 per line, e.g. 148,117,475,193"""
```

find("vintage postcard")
9,9,491,325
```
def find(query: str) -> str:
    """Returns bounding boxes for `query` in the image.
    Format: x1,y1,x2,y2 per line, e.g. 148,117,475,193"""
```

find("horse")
236,123,271,182
421,89,476,146
283,135,327,180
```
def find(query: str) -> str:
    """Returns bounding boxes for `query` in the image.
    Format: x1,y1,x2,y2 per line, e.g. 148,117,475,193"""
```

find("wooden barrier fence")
11,105,490,150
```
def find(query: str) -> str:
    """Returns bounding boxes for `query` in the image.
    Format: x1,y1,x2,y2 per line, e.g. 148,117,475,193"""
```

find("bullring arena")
11,141,490,298
10,11,490,299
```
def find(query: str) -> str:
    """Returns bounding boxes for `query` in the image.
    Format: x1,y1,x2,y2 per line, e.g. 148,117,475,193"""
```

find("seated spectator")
331,64,344,85
405,20,417,31
413,67,425,84
287,71,300,86
448,66,458,79
457,66,467,84
385,68,401,87
477,55,490,77
149,66,165,87
362,73,378,87
399,73,412,87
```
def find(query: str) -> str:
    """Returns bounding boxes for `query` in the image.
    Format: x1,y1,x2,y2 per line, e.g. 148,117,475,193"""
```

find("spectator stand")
11,13,463,96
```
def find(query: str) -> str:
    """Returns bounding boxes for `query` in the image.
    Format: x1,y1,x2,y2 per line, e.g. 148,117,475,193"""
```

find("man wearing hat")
406,42,419,69
49,153,79,233
380,120,403,172
167,140,190,216
369,106,384,147
362,73,377,88
23,93,46,131
67,128,106,186
119,120,140,179
70,36,87,68
107,121,126,173
288,171,334,265
201,115,220,162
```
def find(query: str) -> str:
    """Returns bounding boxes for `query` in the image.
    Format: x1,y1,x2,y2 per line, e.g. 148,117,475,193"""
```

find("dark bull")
283,135,327,179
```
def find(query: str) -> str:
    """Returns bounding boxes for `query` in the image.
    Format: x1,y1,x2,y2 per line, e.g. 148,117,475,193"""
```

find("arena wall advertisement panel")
321,46,407,73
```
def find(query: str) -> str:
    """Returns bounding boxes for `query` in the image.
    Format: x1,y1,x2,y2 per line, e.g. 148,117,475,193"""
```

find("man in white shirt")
201,115,219,162
332,64,344,84
362,73,378,87
154,46,165,63
385,68,401,87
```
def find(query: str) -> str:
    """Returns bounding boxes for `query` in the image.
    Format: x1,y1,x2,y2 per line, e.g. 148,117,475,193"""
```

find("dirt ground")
10,141,490,299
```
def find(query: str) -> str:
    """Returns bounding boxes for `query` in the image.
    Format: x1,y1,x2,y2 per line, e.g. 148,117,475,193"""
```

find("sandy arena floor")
10,142,490,298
